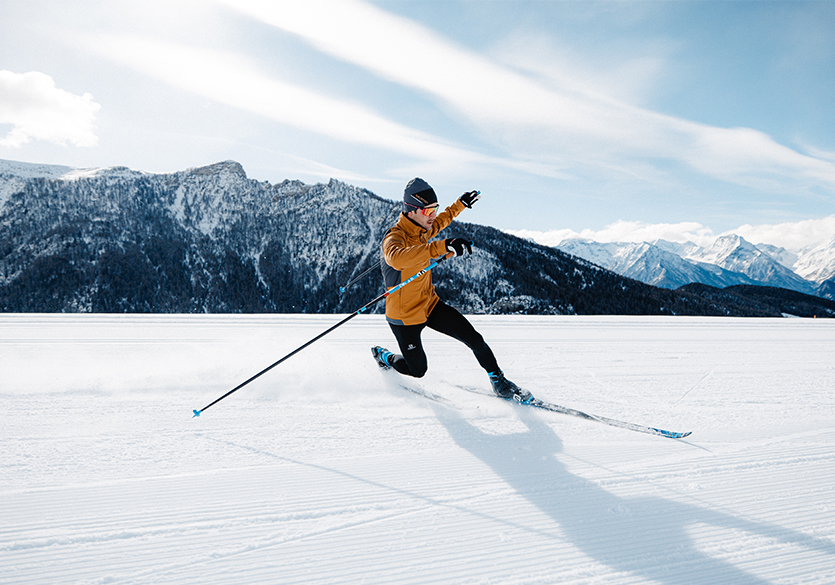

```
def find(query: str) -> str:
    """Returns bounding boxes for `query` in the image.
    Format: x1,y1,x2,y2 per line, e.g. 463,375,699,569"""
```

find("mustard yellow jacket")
381,199,466,325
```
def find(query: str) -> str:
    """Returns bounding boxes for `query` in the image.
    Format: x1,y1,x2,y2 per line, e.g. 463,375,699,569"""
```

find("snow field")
2,314,835,584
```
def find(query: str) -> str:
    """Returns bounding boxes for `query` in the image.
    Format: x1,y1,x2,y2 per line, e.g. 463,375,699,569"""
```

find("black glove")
445,238,473,257
459,190,481,209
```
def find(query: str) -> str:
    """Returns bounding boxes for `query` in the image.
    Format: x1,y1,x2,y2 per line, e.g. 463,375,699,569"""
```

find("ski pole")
339,259,382,293
193,252,453,417
339,205,399,294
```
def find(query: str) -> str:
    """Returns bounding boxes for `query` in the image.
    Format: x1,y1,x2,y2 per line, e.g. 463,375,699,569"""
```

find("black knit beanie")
403,178,437,211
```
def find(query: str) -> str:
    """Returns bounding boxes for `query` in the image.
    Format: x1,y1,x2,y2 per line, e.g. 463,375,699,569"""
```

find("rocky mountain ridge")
557,234,835,300
2,158,834,318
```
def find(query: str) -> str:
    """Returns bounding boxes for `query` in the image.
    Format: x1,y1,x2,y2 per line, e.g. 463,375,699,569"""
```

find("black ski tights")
387,301,499,378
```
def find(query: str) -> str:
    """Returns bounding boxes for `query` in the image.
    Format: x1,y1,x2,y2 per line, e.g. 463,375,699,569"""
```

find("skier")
371,178,531,402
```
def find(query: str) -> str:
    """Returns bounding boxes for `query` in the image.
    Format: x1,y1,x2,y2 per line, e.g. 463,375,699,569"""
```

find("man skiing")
371,178,531,403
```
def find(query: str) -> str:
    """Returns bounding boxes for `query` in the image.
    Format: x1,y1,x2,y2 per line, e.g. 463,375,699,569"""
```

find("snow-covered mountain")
794,237,835,283
1,159,395,313
1,158,741,316
753,243,798,270
687,235,816,294
3,157,834,315
558,233,835,299
557,239,759,290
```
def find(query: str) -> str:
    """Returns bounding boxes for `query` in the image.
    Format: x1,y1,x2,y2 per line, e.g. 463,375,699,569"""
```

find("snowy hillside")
688,235,814,293
558,238,759,290
3,314,835,584
0,158,414,313
2,157,786,317
795,238,835,283
558,234,835,298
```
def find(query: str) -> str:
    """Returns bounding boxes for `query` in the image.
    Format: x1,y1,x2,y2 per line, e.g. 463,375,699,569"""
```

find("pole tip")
192,409,201,418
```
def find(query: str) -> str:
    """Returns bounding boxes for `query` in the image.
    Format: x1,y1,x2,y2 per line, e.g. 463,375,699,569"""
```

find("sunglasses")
406,203,440,216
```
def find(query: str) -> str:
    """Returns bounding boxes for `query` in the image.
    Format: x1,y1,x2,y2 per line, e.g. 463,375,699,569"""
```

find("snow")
3,314,835,584
0,159,159,210
795,238,835,283
0,158,77,179
0,158,150,182
0,159,72,208
558,236,829,293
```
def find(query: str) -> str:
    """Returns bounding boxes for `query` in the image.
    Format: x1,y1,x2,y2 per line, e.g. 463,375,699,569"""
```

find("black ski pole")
339,259,382,293
193,253,453,417
339,205,400,294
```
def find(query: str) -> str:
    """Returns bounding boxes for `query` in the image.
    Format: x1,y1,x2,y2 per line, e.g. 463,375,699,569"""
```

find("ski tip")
192,409,201,418
649,426,692,439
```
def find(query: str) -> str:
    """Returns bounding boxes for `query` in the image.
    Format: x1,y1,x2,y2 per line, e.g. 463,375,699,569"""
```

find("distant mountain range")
557,235,835,300
2,158,834,318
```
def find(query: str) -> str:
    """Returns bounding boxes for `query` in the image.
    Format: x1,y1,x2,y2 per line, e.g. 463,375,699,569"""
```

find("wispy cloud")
90,35,462,160
85,30,569,185
510,215,835,252
220,0,835,192
733,215,835,251
509,220,717,249
0,70,100,148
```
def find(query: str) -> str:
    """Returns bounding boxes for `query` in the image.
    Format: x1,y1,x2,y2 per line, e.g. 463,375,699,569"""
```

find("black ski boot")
488,371,533,403
371,346,395,370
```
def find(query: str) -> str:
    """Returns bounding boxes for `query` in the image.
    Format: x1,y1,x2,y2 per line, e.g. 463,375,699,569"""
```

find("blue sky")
1,0,834,250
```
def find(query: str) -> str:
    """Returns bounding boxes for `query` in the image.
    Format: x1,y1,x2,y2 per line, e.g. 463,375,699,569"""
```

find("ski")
456,385,690,439
525,397,691,439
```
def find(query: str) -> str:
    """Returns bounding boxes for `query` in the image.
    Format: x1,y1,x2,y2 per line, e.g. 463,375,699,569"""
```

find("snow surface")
3,314,835,584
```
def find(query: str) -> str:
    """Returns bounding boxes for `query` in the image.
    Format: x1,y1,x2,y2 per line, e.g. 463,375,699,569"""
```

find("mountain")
557,238,759,290
677,284,835,318
793,239,835,300
687,235,815,294
1,158,831,317
1,159,397,313
753,243,798,270
793,238,835,283
557,235,830,297
817,279,835,301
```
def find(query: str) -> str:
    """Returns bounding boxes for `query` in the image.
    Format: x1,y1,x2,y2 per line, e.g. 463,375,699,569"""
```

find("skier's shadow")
436,406,835,584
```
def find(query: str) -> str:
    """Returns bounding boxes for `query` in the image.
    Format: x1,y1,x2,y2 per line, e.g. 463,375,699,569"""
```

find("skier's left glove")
445,238,473,257
459,190,481,209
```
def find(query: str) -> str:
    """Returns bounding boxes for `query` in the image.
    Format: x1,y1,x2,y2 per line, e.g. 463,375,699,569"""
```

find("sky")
1,0,834,251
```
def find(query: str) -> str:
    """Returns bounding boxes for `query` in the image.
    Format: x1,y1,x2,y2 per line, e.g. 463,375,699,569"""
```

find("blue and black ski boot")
371,346,395,370
489,371,533,403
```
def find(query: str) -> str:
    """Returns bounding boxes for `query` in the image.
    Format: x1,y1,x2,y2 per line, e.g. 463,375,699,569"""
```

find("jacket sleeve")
383,199,467,272
427,198,466,239
383,229,447,272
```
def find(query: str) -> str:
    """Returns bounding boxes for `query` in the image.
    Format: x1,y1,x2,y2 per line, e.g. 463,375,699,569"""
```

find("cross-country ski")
525,397,691,439
454,385,690,439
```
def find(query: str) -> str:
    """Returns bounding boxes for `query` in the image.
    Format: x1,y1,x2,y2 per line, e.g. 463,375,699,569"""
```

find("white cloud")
731,215,835,251
219,0,835,192
509,220,716,248
800,143,835,163
510,216,835,252
489,32,670,108
88,34,521,176
0,70,100,148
